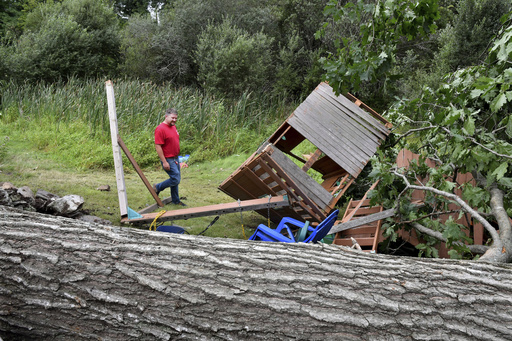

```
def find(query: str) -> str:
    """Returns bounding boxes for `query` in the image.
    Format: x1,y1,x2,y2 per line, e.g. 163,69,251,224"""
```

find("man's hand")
162,161,170,171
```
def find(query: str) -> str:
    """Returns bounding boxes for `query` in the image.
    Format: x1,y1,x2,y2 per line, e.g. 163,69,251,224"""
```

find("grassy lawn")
0,137,268,240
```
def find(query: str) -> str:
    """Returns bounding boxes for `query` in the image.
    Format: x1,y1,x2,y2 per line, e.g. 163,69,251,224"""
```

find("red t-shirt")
154,122,180,158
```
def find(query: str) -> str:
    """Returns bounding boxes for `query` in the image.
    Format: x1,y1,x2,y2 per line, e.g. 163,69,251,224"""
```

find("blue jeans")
155,157,181,204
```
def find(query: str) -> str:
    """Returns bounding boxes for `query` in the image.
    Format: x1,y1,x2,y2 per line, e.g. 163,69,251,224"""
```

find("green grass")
1,78,297,168
0,135,268,239
0,79,301,238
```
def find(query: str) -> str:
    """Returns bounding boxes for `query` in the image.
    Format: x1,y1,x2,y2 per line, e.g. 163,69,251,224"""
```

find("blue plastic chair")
156,225,185,234
248,210,339,244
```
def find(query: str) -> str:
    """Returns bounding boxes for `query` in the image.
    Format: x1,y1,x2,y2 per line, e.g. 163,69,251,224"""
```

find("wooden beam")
302,149,322,172
137,197,174,214
117,136,164,207
328,208,396,235
259,154,323,222
345,92,392,128
121,196,290,225
105,80,128,217
327,177,355,210
341,181,379,223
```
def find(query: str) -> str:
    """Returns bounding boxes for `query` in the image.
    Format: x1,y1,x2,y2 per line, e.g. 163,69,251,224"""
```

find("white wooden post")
105,80,128,217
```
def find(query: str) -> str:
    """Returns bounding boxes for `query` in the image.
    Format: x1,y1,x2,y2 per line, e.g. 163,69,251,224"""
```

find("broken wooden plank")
121,195,290,225
138,197,174,214
328,208,396,235
267,145,332,208
106,80,128,217
260,151,324,222
302,149,323,172
117,136,164,207
341,181,380,223
346,92,392,128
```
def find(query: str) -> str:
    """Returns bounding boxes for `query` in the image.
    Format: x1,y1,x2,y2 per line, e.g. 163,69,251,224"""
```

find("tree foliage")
441,0,511,71
316,0,440,97
195,17,274,97
319,0,512,262
2,0,120,82
1,0,331,99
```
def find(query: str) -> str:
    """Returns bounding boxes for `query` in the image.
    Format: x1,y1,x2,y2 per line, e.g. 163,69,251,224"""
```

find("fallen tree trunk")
1,205,512,340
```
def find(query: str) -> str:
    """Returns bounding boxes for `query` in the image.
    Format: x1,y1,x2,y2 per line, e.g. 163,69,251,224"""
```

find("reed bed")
0,78,297,169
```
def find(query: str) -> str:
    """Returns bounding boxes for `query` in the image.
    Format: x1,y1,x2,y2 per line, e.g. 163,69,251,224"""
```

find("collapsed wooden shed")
331,149,487,258
219,82,392,225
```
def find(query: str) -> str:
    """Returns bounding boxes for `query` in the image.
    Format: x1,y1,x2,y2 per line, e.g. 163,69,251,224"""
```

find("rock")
17,186,35,206
34,190,60,212
0,189,12,206
96,185,111,191
35,189,60,202
1,182,16,191
13,202,36,212
47,195,84,217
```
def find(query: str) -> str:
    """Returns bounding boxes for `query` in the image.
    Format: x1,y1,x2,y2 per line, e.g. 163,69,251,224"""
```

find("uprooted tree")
1,205,512,340
318,0,512,262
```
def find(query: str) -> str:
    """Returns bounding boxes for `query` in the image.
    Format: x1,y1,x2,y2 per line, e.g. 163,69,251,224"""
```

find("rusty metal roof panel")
287,83,390,177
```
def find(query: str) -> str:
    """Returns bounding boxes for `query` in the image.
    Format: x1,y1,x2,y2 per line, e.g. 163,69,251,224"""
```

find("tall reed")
0,78,298,168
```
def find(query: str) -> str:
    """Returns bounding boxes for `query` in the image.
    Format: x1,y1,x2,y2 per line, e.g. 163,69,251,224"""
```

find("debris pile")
0,182,111,225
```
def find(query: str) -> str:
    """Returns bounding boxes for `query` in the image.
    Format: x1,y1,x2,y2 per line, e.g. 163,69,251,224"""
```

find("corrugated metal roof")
287,82,391,178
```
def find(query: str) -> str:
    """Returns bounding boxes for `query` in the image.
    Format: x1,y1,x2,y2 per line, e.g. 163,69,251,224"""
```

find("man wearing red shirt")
153,108,186,206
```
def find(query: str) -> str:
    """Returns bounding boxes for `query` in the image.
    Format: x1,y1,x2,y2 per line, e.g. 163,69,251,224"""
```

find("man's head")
164,108,178,126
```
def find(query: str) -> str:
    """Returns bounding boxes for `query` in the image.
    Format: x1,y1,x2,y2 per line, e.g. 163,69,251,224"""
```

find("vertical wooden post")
105,80,128,217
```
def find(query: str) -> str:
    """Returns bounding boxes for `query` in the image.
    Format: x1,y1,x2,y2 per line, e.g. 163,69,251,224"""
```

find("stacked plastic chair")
248,210,339,244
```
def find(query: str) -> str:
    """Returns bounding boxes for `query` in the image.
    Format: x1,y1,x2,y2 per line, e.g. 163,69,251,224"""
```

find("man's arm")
155,144,170,171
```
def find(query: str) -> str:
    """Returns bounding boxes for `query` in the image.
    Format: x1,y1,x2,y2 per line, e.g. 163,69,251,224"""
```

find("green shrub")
7,0,120,83
195,17,274,97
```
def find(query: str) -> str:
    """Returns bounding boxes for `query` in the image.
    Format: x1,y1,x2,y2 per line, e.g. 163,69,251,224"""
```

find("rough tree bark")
1,205,512,340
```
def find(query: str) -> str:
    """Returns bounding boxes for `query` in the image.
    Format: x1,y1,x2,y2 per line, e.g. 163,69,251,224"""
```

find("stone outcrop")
0,182,111,224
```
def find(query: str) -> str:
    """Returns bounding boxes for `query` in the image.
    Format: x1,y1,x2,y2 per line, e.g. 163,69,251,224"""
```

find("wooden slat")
307,90,384,148
106,80,128,217
317,83,390,136
339,226,380,235
341,181,379,223
267,145,332,208
260,152,324,222
327,177,355,209
302,149,323,172
346,92,391,128
298,94,383,166
121,196,290,225
349,199,372,208
333,237,376,246
327,174,350,195
256,159,300,203
312,88,387,148
328,208,396,235
288,109,365,177
243,167,280,197
346,206,384,216
317,86,389,140
255,158,319,223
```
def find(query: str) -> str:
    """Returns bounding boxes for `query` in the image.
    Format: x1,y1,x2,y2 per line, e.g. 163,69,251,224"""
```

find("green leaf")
498,177,512,188
470,89,483,99
507,115,512,138
444,108,462,125
492,162,508,180
447,249,463,259
491,93,507,113
463,117,475,136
